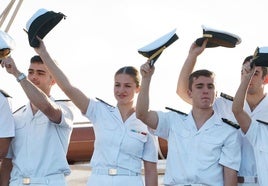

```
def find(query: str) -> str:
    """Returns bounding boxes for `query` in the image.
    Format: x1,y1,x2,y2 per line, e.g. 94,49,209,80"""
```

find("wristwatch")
16,73,26,82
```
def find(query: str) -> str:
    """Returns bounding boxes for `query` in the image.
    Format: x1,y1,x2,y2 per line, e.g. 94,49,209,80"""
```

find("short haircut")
30,55,43,64
188,69,215,90
115,66,140,87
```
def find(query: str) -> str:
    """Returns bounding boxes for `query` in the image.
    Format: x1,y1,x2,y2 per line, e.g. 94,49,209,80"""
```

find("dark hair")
115,66,140,87
242,55,267,77
30,55,43,64
188,69,215,90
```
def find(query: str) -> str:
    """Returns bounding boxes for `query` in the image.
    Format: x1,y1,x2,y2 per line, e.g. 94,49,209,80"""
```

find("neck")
118,102,135,122
246,92,266,111
192,107,214,130
30,103,39,115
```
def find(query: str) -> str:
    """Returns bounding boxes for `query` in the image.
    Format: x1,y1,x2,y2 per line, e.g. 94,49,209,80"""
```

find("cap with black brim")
138,29,178,66
251,47,268,67
25,8,66,47
195,25,241,48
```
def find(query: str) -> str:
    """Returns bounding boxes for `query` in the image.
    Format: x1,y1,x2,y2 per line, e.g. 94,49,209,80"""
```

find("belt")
237,176,258,183
174,184,206,186
13,174,64,185
92,168,140,176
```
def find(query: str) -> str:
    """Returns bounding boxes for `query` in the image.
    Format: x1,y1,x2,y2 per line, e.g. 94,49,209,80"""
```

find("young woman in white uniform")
34,38,158,186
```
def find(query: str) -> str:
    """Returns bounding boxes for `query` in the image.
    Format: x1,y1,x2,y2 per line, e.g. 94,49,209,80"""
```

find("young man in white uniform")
0,55,73,186
177,40,265,186
0,90,15,159
137,62,240,186
233,61,268,186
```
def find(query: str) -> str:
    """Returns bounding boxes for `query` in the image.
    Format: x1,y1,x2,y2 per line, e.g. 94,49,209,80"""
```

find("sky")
1,0,268,121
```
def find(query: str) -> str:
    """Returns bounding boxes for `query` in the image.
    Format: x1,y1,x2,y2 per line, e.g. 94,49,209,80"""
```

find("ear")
187,89,192,98
135,86,140,94
264,75,268,84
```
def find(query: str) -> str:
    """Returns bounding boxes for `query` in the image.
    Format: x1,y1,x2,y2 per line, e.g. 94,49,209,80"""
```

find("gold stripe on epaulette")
165,107,188,116
220,92,233,101
0,89,11,97
222,118,240,129
256,119,268,125
96,97,115,108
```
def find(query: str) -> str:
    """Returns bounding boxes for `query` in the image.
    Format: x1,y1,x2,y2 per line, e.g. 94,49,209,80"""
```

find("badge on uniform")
24,8,66,47
138,29,178,66
195,25,241,48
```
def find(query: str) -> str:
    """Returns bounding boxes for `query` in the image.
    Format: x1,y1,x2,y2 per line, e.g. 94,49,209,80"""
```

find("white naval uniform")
85,98,158,186
246,120,268,186
0,92,15,138
8,98,73,186
214,94,268,186
154,110,240,186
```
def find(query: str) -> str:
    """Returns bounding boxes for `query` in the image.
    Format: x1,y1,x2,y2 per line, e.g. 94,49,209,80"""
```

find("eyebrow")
28,69,47,73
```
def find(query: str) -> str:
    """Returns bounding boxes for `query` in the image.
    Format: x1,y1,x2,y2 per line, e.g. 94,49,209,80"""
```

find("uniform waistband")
11,174,65,185
237,176,258,183
173,184,206,186
92,167,140,176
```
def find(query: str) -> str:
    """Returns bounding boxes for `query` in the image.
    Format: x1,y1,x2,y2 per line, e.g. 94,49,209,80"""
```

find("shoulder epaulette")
13,105,26,114
256,119,268,126
220,92,233,101
0,89,11,98
55,99,71,102
221,118,240,129
165,107,188,116
96,97,115,108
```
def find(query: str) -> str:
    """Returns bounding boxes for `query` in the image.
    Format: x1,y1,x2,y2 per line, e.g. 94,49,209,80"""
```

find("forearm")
223,166,237,186
232,77,251,133
143,161,158,186
38,49,89,114
0,158,12,186
176,54,197,104
136,77,151,121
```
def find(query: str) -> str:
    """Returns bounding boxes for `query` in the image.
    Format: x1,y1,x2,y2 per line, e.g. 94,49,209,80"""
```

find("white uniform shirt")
246,120,268,185
8,99,73,180
85,98,158,173
155,110,240,186
0,92,15,138
214,95,268,177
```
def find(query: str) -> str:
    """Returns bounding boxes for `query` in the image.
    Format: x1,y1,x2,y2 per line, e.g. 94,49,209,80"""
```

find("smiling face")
114,73,140,106
113,66,140,106
27,62,55,96
187,70,216,109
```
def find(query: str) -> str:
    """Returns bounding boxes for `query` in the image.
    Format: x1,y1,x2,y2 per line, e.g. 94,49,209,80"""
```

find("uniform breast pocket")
124,130,148,157
198,137,222,162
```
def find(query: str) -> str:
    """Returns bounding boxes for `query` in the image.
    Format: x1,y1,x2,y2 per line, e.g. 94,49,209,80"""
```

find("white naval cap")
25,8,66,47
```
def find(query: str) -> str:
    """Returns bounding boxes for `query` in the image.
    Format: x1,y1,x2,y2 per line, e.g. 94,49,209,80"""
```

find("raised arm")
176,40,207,104
232,63,255,133
136,61,158,129
1,57,62,123
34,38,89,114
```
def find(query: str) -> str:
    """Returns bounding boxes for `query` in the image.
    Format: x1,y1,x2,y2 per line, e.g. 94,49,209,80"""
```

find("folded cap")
0,30,15,60
138,29,178,66
252,47,268,67
25,8,66,47
195,25,241,48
